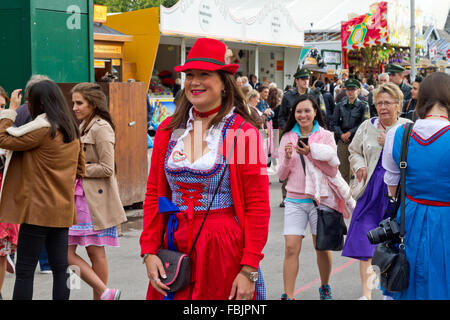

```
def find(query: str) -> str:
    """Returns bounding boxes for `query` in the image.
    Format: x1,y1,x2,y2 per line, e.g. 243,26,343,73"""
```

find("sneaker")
357,296,368,300
100,288,121,300
40,269,52,274
319,284,333,300
6,255,15,274
280,293,294,300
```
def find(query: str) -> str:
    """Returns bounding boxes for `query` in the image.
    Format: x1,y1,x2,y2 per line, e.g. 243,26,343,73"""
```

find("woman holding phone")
277,94,354,300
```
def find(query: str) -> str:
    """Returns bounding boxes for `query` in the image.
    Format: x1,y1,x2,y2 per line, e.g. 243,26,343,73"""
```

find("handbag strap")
397,122,413,241
188,120,246,256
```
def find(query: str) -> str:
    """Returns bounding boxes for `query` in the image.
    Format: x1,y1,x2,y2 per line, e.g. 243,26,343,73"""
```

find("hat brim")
174,61,240,75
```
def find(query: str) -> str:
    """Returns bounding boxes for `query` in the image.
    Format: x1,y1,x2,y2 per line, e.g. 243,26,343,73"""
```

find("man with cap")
278,68,326,131
332,78,369,184
276,68,326,207
386,63,412,111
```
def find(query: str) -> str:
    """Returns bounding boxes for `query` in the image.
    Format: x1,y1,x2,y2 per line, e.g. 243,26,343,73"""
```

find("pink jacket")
277,127,355,218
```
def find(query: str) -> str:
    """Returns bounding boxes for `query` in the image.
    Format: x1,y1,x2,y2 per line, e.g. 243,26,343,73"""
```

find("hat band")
185,57,225,66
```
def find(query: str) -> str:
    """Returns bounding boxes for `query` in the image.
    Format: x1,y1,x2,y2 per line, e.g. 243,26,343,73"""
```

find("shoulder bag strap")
299,153,318,208
188,120,246,256
398,123,413,241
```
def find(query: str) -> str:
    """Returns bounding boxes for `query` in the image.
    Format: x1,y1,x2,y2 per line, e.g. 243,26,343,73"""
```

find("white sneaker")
383,295,393,300
357,296,368,300
40,269,52,274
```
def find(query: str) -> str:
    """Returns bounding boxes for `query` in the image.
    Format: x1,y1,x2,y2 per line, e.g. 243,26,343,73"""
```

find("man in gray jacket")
332,78,369,183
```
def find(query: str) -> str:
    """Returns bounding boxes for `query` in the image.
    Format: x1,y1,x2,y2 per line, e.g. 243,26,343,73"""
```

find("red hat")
174,38,240,75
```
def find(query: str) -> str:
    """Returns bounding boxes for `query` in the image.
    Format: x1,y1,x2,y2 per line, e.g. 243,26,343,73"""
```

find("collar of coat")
80,115,101,133
7,113,51,137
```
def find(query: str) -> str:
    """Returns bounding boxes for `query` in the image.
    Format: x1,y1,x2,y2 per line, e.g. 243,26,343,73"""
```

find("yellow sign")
94,44,122,55
94,5,108,24
94,60,106,68
112,59,121,66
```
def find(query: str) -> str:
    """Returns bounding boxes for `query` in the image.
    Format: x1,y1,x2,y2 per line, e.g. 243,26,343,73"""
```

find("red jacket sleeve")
139,119,171,256
229,121,271,268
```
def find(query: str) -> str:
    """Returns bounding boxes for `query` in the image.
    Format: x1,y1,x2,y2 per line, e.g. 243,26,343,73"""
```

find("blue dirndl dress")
389,123,450,300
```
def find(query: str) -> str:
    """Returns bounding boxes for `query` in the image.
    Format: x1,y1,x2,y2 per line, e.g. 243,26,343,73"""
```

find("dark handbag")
371,122,412,292
156,248,191,293
315,207,348,251
156,121,246,293
299,154,347,251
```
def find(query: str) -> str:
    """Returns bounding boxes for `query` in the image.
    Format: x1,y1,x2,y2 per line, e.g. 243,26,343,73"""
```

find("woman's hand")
285,142,294,159
144,254,170,296
356,167,367,183
9,89,23,111
228,269,256,300
377,131,386,146
296,140,310,156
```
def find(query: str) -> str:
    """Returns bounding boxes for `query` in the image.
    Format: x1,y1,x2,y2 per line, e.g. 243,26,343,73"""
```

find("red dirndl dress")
0,172,20,256
146,115,244,300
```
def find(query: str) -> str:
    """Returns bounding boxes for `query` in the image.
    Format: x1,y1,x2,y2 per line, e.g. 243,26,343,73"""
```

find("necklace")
425,114,449,120
193,105,222,118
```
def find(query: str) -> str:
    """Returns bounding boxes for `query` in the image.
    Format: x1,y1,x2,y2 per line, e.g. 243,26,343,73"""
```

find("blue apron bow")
158,197,180,300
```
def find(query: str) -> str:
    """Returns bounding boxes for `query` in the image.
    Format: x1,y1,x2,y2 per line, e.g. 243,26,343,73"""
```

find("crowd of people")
0,79,126,300
0,37,448,301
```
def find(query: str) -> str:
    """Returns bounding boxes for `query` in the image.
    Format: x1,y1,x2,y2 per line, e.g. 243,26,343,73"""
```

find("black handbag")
371,122,412,292
315,206,348,251
156,121,246,293
299,153,347,251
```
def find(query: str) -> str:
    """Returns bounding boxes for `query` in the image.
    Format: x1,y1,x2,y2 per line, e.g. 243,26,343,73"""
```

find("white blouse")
382,119,450,186
167,107,235,170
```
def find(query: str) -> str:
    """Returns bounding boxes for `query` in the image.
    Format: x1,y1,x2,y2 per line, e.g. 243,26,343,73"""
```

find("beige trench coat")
80,116,127,230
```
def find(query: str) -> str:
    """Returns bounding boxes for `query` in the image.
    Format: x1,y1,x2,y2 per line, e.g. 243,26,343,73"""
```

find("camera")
367,217,400,245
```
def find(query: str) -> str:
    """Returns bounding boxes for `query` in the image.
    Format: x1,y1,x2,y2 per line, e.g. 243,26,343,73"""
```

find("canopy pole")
255,46,259,82
410,0,416,82
181,37,186,88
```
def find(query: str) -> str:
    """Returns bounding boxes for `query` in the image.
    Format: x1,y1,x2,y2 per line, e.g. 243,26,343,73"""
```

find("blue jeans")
39,245,50,271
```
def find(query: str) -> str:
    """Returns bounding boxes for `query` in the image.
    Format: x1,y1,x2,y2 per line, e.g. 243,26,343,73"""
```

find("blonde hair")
246,89,260,101
373,82,404,114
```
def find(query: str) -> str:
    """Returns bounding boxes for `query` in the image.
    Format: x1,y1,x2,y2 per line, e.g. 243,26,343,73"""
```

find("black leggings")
13,224,70,300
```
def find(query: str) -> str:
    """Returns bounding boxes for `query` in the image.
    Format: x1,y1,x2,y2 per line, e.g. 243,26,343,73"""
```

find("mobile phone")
298,137,309,147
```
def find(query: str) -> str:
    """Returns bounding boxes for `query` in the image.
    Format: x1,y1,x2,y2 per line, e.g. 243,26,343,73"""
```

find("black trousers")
13,224,70,300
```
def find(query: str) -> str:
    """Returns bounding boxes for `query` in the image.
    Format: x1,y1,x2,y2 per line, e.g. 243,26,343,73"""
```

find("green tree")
94,0,179,13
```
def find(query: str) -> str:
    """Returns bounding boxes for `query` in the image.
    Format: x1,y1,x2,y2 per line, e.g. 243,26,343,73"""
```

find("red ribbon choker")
193,105,222,118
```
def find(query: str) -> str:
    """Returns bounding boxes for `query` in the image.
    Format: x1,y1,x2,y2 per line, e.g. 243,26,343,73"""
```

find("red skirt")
146,208,245,300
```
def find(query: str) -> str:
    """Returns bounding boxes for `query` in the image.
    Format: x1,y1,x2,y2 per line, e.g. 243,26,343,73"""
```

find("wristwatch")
240,269,259,282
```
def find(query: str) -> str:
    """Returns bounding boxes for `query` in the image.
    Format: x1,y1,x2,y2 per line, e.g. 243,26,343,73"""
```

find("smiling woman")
140,37,270,301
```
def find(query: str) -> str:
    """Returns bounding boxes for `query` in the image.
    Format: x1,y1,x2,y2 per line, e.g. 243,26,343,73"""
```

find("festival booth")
299,43,343,84
341,1,425,80
105,1,304,130
93,5,134,82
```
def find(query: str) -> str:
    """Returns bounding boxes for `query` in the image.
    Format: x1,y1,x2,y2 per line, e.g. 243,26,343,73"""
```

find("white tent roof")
222,0,449,31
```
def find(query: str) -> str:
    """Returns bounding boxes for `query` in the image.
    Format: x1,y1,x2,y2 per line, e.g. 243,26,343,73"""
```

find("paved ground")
1,174,385,300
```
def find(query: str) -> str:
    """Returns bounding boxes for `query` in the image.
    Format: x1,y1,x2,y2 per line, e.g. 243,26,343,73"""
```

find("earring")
221,89,227,97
